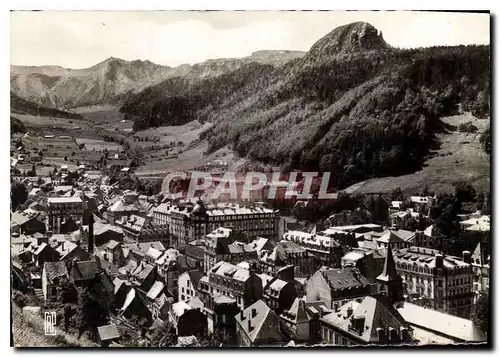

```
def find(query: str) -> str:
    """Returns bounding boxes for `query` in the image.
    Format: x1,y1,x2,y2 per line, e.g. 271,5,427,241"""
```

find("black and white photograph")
9,10,491,348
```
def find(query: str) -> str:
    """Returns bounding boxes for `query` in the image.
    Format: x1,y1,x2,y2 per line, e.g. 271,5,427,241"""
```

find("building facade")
152,201,279,250
46,197,84,234
394,246,474,318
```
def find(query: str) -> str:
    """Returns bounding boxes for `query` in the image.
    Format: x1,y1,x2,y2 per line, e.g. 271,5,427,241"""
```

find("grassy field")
343,113,490,195
75,138,123,152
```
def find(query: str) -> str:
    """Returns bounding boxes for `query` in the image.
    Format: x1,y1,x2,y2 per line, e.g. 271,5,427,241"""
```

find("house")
42,261,69,302
102,240,123,266
169,301,207,337
130,262,157,293
32,242,60,268
82,222,124,247
117,287,153,325
68,260,99,286
146,280,171,320
280,297,331,343
97,324,121,347
235,299,285,347
320,296,414,346
258,240,315,277
376,229,415,250
198,261,262,311
178,270,202,303
341,249,385,283
11,212,46,235
305,267,375,311
57,241,90,262
471,242,490,294
397,302,486,344
263,277,297,314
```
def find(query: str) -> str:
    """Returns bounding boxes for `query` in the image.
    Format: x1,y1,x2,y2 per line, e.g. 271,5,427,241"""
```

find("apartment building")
152,200,279,250
394,246,474,318
46,197,84,234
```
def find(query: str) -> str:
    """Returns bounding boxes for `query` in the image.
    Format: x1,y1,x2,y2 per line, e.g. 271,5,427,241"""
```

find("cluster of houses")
11,167,490,347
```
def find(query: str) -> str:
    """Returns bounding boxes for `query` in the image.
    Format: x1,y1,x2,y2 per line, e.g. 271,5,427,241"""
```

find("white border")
2,1,498,357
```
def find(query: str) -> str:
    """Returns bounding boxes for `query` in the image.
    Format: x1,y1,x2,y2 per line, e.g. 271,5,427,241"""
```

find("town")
10,148,490,346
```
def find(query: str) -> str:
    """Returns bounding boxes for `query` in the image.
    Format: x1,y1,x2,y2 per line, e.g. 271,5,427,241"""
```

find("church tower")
377,243,404,306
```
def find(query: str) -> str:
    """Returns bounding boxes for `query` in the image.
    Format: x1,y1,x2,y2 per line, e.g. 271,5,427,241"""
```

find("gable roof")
187,270,203,290
72,260,99,281
235,299,283,344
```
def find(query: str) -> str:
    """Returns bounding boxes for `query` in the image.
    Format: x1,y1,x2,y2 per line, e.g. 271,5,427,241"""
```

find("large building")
46,197,84,234
305,267,376,311
394,246,474,318
152,200,279,250
198,261,262,311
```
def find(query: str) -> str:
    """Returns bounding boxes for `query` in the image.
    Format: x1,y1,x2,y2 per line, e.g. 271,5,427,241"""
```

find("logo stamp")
44,311,56,336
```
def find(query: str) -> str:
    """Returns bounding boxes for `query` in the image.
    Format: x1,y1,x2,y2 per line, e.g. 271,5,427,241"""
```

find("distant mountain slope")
10,92,83,119
121,22,490,189
11,51,305,109
10,116,26,133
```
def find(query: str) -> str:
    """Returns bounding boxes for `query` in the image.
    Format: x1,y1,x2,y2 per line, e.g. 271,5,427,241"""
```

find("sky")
10,11,490,69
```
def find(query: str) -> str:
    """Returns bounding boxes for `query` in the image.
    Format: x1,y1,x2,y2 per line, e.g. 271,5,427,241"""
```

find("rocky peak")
307,22,389,60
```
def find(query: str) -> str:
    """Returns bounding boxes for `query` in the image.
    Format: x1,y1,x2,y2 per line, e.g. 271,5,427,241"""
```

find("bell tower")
376,243,404,306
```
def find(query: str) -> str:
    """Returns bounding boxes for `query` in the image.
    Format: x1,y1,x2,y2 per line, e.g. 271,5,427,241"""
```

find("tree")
454,182,476,203
11,181,28,211
390,187,404,201
148,321,177,347
471,292,489,336
73,277,111,340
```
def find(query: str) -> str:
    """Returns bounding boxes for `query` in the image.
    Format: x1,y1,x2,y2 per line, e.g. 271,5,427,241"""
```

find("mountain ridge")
11,50,306,108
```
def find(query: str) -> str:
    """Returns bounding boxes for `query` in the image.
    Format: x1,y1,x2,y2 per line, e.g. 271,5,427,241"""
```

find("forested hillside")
121,22,490,188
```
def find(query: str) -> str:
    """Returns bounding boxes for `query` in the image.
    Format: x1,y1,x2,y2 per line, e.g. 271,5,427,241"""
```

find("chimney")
435,254,443,269
88,213,94,255
247,319,253,331
346,306,353,318
462,251,471,264
388,327,398,341
376,327,385,342
252,308,257,318
400,326,409,341
240,310,245,320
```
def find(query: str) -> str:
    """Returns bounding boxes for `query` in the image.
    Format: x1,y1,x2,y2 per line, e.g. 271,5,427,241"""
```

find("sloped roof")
146,281,165,300
187,270,203,290
321,296,408,343
44,261,69,281
320,267,371,290
235,299,283,344
11,213,31,226
106,240,121,250
281,298,310,324
72,260,99,281
97,324,120,341
398,302,486,342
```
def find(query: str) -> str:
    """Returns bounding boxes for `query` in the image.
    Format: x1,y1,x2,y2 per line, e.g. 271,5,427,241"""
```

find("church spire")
377,243,401,283
377,243,404,304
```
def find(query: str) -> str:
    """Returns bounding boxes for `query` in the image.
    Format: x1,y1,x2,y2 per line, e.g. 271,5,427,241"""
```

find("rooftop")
398,302,486,342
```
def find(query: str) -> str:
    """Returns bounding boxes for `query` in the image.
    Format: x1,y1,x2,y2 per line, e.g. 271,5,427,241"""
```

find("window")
181,295,185,300
182,287,185,293
335,334,340,345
